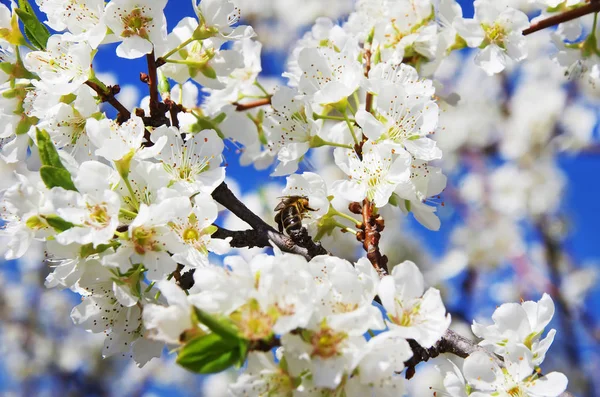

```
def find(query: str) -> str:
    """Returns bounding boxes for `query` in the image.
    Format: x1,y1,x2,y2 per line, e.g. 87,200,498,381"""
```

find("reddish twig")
523,2,600,36
234,97,272,111
146,52,160,117
84,80,131,124
142,52,170,128
351,200,389,277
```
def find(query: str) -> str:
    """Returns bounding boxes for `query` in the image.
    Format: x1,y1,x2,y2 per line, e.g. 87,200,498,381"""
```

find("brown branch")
523,2,600,36
404,330,573,397
537,218,593,396
211,183,329,260
353,199,389,277
234,97,271,111
146,51,160,117
212,226,271,249
84,80,131,124
144,51,170,128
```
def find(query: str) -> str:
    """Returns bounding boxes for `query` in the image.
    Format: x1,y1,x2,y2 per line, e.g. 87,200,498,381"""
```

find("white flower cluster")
0,0,585,395
438,294,567,397
144,253,450,395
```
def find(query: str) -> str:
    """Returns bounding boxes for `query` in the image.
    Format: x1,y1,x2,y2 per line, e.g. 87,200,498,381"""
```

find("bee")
274,196,317,235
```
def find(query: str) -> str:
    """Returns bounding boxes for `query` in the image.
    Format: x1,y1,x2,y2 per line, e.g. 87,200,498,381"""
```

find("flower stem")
314,113,354,122
161,37,195,61
119,208,138,219
344,112,361,148
122,178,140,211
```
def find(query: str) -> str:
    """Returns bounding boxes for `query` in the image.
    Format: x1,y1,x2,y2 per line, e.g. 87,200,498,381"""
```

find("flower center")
485,23,507,45
182,227,200,242
87,204,110,228
121,8,153,39
230,299,277,340
309,326,347,359
131,226,159,255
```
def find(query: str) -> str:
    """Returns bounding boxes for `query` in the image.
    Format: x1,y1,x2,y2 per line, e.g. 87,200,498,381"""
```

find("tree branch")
212,182,273,231
352,200,389,277
84,80,131,124
143,51,170,128
211,183,329,260
404,329,574,397
523,2,600,36
233,97,271,111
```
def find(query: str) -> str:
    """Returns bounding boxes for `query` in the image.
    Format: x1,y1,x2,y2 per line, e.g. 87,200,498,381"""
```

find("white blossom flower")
104,0,168,59
169,193,230,268
379,260,451,348
357,78,441,161
0,172,52,259
297,44,363,106
229,352,296,396
38,86,100,162
24,34,92,95
143,280,193,345
36,0,107,49
190,252,316,339
332,141,411,208
281,329,366,390
152,126,225,195
454,0,529,75
264,87,320,176
307,256,384,335
86,115,166,162
463,345,568,397
103,196,190,280
192,0,255,40
49,161,121,248
158,17,244,87
472,293,557,365
346,332,412,396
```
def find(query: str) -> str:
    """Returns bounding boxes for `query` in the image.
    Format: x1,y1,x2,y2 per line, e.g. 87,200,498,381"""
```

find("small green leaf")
237,340,249,367
177,333,241,374
43,214,75,232
36,128,64,169
205,224,218,236
193,306,241,342
199,64,217,79
179,348,240,374
80,243,116,258
16,0,50,49
40,165,77,191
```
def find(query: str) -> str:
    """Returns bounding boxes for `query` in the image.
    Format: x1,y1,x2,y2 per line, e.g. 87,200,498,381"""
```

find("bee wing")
274,201,287,211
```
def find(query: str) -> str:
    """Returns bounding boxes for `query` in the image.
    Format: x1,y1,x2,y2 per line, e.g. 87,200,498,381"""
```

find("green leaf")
40,165,77,191
16,0,50,50
237,339,249,367
176,333,241,374
80,243,116,258
36,128,64,169
193,306,241,342
200,64,217,79
43,214,74,232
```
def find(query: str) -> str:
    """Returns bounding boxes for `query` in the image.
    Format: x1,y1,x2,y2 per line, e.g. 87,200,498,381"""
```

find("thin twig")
355,199,389,277
84,80,131,123
523,2,600,36
234,97,272,111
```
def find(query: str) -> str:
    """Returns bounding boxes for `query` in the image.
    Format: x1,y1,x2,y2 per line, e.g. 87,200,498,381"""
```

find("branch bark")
523,2,600,36
211,183,329,260
234,97,272,111
404,329,574,397
84,80,131,124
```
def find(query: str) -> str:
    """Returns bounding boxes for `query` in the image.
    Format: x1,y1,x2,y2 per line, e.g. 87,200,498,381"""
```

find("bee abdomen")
282,207,303,234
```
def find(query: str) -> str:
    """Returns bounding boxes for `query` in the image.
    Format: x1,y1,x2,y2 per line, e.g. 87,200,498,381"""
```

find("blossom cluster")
0,0,589,395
